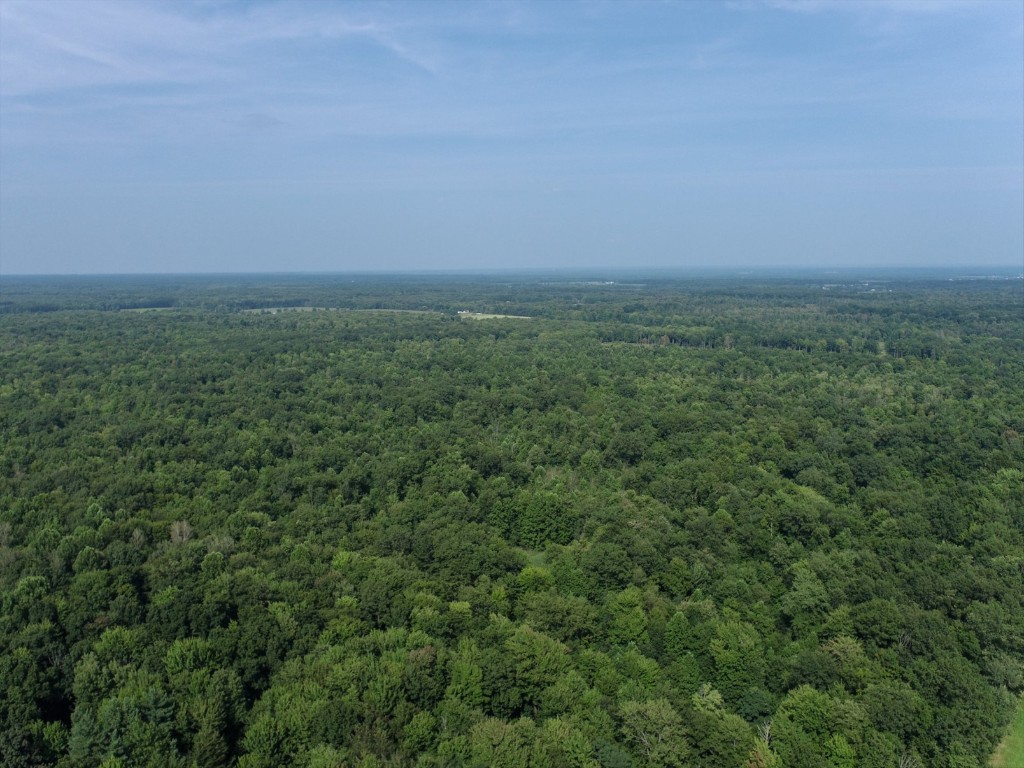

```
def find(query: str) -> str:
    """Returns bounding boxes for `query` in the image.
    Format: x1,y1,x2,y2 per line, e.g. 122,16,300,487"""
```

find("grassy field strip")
458,312,531,319
991,697,1024,767
240,307,441,314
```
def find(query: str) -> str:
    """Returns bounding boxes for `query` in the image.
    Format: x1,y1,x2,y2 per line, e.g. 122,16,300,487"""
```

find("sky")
0,0,1021,274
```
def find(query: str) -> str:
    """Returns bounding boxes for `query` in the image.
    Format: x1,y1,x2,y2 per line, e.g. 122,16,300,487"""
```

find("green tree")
619,698,689,768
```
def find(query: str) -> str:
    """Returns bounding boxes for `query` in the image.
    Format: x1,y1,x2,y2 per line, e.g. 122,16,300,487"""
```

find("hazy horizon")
4,265,1020,281
2,0,1022,275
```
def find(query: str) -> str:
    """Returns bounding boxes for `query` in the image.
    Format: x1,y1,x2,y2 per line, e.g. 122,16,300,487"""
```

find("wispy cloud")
0,0,438,97
2,1,1019,167
756,0,985,14
1,0,1020,273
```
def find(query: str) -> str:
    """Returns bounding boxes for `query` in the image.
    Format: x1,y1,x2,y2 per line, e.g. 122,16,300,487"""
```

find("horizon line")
3,264,1022,279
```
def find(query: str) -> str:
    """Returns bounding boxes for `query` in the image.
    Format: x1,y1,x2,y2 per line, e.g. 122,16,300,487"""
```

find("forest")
1,271,1022,768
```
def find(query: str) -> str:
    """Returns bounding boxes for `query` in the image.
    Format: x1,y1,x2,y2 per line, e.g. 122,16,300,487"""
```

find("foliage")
1,272,1022,766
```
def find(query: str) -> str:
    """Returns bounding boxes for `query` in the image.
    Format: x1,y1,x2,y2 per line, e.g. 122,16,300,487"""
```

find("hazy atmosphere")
1,0,1021,274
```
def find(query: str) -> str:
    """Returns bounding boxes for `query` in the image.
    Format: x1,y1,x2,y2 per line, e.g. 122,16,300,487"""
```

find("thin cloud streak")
0,0,437,96
756,0,991,16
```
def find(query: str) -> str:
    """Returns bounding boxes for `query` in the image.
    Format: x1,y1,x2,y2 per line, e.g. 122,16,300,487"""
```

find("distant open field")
991,698,1024,767
240,307,439,315
458,312,531,319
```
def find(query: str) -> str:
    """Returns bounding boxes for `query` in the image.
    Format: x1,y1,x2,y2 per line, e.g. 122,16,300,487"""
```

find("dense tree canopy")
1,272,1022,767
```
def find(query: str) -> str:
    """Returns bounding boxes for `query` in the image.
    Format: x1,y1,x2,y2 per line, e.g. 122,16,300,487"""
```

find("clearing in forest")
991,698,1024,767
458,312,531,319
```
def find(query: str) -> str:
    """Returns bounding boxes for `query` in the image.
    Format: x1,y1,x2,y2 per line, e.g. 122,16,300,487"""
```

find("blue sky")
1,0,1021,274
